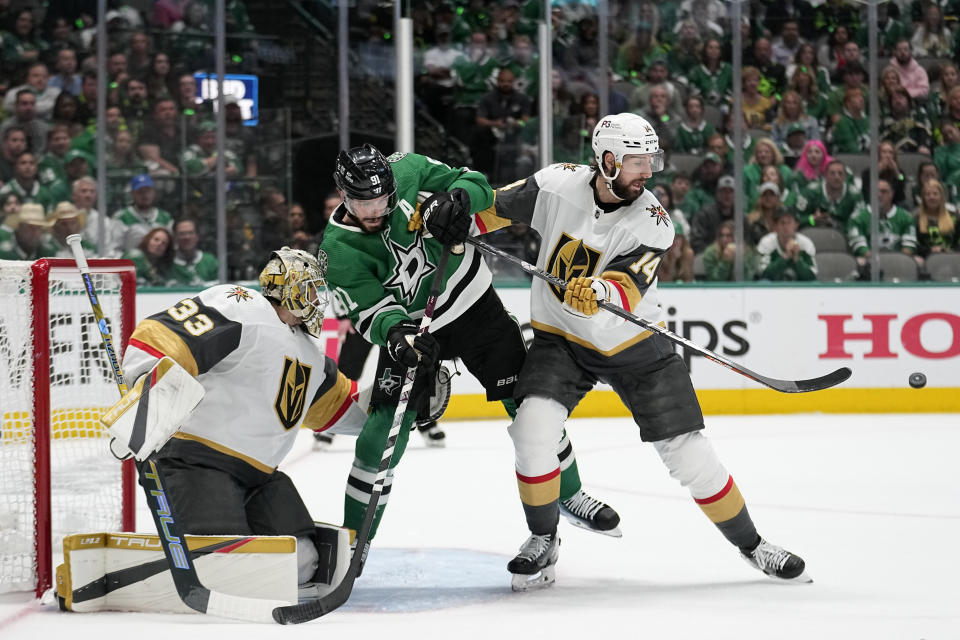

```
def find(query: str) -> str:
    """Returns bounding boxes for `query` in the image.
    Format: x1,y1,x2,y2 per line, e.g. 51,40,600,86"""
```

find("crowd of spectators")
411,0,960,282
2,1,959,286
0,1,306,286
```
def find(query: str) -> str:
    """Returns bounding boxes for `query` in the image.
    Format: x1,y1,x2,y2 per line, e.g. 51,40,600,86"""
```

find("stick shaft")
465,236,850,393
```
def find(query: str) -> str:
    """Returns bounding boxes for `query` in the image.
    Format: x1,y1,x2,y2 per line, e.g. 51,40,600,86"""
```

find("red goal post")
0,258,137,598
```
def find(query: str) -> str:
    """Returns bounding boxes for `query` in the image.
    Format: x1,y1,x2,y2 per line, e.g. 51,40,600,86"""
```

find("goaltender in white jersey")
473,113,812,590
120,248,364,589
124,283,363,471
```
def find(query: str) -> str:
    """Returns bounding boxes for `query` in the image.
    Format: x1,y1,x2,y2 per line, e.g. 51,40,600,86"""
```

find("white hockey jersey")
122,284,365,472
480,163,674,369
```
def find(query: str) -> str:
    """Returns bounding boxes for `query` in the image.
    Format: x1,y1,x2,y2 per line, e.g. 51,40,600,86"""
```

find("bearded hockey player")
117,248,366,594
320,145,621,575
472,113,811,589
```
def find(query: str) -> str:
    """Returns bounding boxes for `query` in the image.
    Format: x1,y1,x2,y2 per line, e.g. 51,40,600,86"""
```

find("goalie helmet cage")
0,258,136,598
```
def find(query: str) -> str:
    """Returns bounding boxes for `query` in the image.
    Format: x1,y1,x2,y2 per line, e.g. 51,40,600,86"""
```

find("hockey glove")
563,277,611,317
386,321,441,368
422,188,472,246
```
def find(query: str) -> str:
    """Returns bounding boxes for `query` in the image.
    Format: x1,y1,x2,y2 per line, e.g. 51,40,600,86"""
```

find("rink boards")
137,284,960,416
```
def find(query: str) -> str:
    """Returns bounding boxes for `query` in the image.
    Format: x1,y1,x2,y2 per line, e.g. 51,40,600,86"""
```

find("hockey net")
0,259,136,597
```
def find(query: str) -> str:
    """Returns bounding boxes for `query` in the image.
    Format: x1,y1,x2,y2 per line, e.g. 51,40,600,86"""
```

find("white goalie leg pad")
508,396,567,478
297,522,351,601
100,357,205,461
56,532,297,614
652,432,730,499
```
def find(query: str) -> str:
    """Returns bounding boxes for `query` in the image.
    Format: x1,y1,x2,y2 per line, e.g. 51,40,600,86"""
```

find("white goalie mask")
259,247,329,338
592,113,664,183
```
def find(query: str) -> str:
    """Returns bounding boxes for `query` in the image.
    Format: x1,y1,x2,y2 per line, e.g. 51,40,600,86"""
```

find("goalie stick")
465,236,851,393
271,245,455,624
66,234,287,623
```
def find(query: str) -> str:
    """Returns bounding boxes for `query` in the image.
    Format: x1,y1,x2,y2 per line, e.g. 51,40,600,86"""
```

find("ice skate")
560,489,622,537
508,533,560,591
312,431,334,450
741,537,812,583
416,419,446,447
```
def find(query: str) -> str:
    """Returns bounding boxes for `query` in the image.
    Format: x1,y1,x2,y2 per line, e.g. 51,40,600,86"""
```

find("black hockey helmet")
333,144,398,218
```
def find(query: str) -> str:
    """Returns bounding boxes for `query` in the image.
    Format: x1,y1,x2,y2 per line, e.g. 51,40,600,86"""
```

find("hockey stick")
465,236,851,393
66,235,287,623
272,245,455,624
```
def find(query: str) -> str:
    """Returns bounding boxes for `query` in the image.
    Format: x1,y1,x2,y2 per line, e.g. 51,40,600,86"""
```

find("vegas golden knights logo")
274,357,313,430
545,233,603,301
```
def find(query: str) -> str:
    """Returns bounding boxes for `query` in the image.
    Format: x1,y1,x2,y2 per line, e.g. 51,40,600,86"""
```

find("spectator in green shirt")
830,87,870,154
847,177,918,273
0,202,57,260
170,218,219,286
757,209,818,281
0,152,54,211
123,226,175,287
702,219,760,281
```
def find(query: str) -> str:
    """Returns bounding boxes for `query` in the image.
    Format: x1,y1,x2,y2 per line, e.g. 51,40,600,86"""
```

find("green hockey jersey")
321,152,496,346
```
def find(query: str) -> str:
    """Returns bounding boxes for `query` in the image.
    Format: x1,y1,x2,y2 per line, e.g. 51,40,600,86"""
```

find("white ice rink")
2,413,958,639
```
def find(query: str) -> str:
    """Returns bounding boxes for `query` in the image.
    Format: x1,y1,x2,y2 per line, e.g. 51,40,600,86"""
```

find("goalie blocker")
56,523,351,614
100,357,205,461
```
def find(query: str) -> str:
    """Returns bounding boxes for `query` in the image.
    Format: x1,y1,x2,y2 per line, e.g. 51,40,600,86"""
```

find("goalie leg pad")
56,532,298,614
100,357,205,461
297,523,351,601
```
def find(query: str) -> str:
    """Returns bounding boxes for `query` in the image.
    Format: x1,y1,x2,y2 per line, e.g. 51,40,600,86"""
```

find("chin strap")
597,166,625,202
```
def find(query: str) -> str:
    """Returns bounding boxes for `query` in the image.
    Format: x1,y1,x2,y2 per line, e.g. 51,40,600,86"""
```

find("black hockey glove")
386,321,441,369
422,188,472,246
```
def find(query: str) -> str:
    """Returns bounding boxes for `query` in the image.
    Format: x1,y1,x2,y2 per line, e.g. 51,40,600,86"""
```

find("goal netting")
0,259,136,597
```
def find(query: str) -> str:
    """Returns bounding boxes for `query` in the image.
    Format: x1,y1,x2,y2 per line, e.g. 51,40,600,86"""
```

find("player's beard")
611,173,645,203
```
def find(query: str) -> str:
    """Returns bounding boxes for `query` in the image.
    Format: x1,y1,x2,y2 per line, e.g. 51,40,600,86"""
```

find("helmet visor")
622,151,665,173
343,191,397,221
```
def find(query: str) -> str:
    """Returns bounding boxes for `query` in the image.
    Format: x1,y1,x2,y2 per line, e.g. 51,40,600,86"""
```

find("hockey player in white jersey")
118,247,367,592
471,113,811,589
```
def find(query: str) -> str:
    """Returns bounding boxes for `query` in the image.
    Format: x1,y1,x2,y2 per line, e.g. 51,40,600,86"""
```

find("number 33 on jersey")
120,284,366,473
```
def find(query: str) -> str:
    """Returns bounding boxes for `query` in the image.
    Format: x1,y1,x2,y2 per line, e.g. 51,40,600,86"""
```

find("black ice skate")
415,419,446,447
508,533,560,591
741,537,812,583
560,489,622,537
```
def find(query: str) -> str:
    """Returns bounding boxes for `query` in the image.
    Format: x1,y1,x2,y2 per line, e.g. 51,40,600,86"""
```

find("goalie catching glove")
386,321,441,368
422,188,472,246
100,357,205,461
563,276,613,317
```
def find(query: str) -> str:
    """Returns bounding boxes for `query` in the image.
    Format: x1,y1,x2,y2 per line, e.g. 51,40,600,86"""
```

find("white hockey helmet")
260,247,329,338
592,113,664,182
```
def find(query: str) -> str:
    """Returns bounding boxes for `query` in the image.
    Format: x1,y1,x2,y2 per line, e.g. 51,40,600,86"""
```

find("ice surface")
2,413,958,639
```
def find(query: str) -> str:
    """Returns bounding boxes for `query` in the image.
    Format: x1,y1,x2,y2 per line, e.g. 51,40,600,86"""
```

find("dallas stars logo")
647,204,670,227
378,368,401,395
226,286,252,302
383,233,436,303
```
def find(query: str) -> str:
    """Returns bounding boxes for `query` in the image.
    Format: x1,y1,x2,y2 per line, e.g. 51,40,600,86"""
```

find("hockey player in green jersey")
320,145,620,573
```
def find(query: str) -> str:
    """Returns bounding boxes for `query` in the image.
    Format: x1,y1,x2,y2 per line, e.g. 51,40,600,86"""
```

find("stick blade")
760,367,852,393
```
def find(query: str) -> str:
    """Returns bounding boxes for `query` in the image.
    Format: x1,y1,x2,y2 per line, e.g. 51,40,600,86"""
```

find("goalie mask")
333,144,398,223
592,113,664,185
259,247,329,338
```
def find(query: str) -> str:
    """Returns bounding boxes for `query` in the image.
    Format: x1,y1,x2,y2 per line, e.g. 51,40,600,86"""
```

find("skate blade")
510,565,556,592
562,516,623,538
